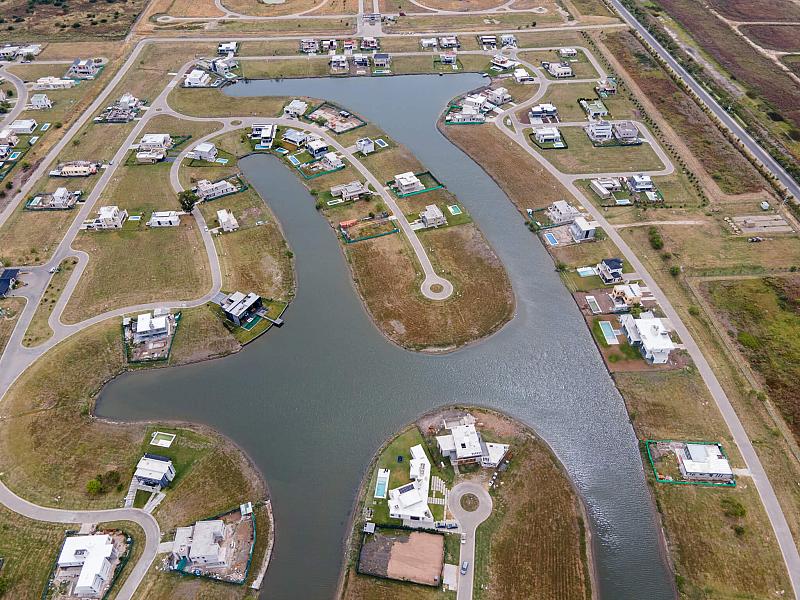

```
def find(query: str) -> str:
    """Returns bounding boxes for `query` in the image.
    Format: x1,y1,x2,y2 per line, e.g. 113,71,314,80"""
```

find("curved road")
0,66,27,129
448,481,492,600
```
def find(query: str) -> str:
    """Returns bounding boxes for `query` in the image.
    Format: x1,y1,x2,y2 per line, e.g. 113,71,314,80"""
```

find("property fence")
643,439,736,487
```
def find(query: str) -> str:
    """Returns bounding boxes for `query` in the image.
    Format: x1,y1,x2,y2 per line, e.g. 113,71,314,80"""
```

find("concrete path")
448,482,492,600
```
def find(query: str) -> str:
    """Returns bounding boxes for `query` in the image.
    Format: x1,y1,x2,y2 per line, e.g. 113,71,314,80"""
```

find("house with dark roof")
597,258,624,284
0,269,19,297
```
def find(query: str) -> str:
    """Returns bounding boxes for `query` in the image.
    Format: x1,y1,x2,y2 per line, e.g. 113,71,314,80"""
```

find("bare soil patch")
740,24,800,53
460,493,479,511
359,530,444,586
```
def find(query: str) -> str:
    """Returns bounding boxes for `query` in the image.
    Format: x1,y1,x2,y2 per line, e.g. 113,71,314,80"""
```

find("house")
590,177,623,199
57,534,116,598
32,76,76,90
420,38,438,49
440,52,458,65
490,54,516,70
361,37,379,50
580,99,609,119
485,87,510,105
420,204,446,228
462,93,489,112
51,161,98,177
18,44,42,57
251,123,276,147
500,34,517,47
352,54,369,68
546,200,580,224
387,444,433,523
134,454,176,488
184,69,212,88
620,312,675,363
528,103,558,122
0,269,19,298
559,47,578,58
136,150,165,164
676,444,734,482
343,39,357,52
196,178,237,200
586,120,613,142
373,53,391,68
356,137,375,155
0,46,20,60
84,205,128,230
569,216,598,242
321,39,337,52
597,257,624,284
147,211,181,227
118,93,140,110
300,39,320,53
546,62,573,78
0,129,19,147
284,99,309,118
282,128,308,147
331,180,369,202
218,41,238,55
217,208,239,232
209,56,237,76
306,138,329,159
191,142,218,162
595,77,618,95
395,172,424,195
436,415,509,468
590,179,612,199
479,35,497,49
439,36,459,49
321,152,344,170
30,93,52,109
534,126,562,144
627,173,654,193
28,187,78,210
139,133,173,152
330,55,348,70
447,108,485,124
173,520,228,568
132,311,173,343
9,119,37,134
219,291,262,326
613,121,639,143
611,283,643,310
67,58,99,79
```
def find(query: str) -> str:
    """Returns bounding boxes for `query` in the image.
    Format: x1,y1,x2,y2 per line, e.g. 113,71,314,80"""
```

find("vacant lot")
411,0,508,10
740,24,800,53
519,49,599,79
0,297,25,356
359,530,444,586
385,13,560,33
706,0,800,22
221,0,326,16
22,257,78,347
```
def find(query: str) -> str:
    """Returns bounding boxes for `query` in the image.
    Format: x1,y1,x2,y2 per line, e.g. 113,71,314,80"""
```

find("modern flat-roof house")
490,54,516,70
613,121,639,143
546,62,573,78
209,56,237,76
559,47,578,57
388,444,434,523
300,39,320,53
529,103,558,122
462,93,489,112
173,520,229,569
611,283,643,310
9,119,37,134
620,312,675,364
0,129,19,147
547,200,581,224
218,41,238,55
306,138,329,159
500,34,517,47
356,137,375,155
420,204,447,228
447,107,485,124
436,415,509,468
580,99,609,119
331,180,369,202
439,36,460,49
569,216,599,242
330,55,348,70
118,93,141,110
51,161,98,177
373,53,391,68
395,172,424,195
514,68,534,83
134,454,176,488
676,444,734,482
251,123,276,147
33,76,76,90
586,120,613,143
352,54,369,68
139,133,173,152
220,291,262,326
58,534,116,598
217,208,239,232
321,39,337,52
361,37,379,50
184,69,212,88
595,77,618,95
0,269,19,298
282,128,308,146
420,37,437,48
534,126,562,144
479,35,497,48
191,142,218,162
486,87,510,105
147,211,181,227
83,205,128,230
321,151,344,170
28,187,78,210
196,178,237,200
30,93,52,109
284,99,309,118
0,45,20,60
132,311,173,344
597,257,624,284
440,51,458,65
627,173,654,193
67,58,99,79
136,149,165,164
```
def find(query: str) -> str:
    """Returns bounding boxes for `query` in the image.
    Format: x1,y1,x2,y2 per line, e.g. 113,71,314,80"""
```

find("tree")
86,478,102,495
178,190,199,212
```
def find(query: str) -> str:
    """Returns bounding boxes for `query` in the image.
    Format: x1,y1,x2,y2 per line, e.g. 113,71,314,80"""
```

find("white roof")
189,520,225,562
307,139,327,150
99,205,120,218
681,444,733,476
141,133,170,144
536,126,561,137
11,119,36,129
286,99,308,111
135,312,168,334
194,142,215,153
450,424,483,459
387,444,432,521
395,172,420,185
421,204,444,221
134,455,173,480
634,316,674,352
572,216,597,232
58,534,113,567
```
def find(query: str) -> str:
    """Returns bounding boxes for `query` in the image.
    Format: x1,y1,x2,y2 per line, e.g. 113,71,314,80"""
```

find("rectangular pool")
374,468,390,499
585,295,601,314
599,321,619,345
543,232,558,246
288,155,301,166
447,204,462,215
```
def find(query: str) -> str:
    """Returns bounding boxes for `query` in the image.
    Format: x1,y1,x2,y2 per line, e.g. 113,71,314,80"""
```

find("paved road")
608,0,800,201
0,65,27,129
448,482,492,600
0,481,160,600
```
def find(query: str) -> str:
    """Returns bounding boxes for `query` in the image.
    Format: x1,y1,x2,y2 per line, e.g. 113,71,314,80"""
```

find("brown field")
740,24,800,53
783,54,800,77
163,0,225,17
409,0,508,11
0,297,25,356
0,0,148,40
379,0,436,13
37,41,124,61
706,0,800,22
567,0,613,17
385,12,561,33
358,530,444,586
220,0,328,16
602,30,767,195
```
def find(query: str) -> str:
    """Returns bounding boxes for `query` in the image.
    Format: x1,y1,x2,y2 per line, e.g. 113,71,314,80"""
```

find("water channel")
96,75,675,599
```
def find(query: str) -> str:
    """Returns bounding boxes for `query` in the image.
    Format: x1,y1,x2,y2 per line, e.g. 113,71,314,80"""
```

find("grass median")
22,257,79,347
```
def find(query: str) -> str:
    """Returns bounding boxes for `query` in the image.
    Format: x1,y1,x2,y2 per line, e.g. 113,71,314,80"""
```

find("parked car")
461,533,466,544
446,522,458,529
460,561,469,575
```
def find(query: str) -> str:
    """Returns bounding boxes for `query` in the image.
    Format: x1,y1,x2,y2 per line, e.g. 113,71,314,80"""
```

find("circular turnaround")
460,492,480,512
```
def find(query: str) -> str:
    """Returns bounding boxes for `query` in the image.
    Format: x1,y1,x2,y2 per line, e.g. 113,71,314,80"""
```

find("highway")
608,0,800,201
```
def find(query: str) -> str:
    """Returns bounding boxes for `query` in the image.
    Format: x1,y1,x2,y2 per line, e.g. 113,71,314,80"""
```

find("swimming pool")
543,232,558,246
585,295,601,314
374,468,390,499
375,138,388,148
599,321,619,345
577,266,596,277
8,152,21,161
288,155,301,166
447,204,462,215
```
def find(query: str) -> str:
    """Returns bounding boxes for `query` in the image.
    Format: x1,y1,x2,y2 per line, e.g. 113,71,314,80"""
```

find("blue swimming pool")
599,321,619,345
288,155,301,166
544,232,558,246
448,204,462,215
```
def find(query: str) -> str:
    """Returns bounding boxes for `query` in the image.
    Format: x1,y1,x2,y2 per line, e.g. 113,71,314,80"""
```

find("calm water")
97,75,675,599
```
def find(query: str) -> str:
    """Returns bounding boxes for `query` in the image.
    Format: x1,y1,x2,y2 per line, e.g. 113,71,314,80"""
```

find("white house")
9,119,37,135
462,93,489,112
217,208,239,232
439,36,459,49
546,200,581,225
50,187,76,209
84,205,128,230
321,152,344,170
620,312,675,364
118,93,141,110
627,173,654,193
420,38,438,49
361,37,379,50
184,69,211,88
330,55,348,70
307,138,329,159
191,142,218,162
281,128,308,146
134,454,176,488
32,76,76,90
485,87,510,106
529,103,558,122
420,204,446,228
51,161,98,177
0,45,20,60
331,180,369,202
569,216,598,242
546,62,573,78
373,53,391,68
300,39,320,53
173,520,229,569
479,35,497,48
251,123,276,147
18,44,42,57
490,54,516,70
436,415,509,468
395,172,424,195
218,41,238,55
0,129,19,147
58,534,116,597
132,311,173,343
196,178,237,200
210,56,237,76
580,99,609,119
439,52,458,65
147,211,181,227
586,120,613,142
596,78,618,95
356,137,375,155
559,47,578,58
676,444,734,482
514,68,534,83
30,93,52,109
387,444,433,523
67,58,99,79
534,126,562,144
139,133,173,152
284,99,308,117
500,34,517,47
136,150,165,164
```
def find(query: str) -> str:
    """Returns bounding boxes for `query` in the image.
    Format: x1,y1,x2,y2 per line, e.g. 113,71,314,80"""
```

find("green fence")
644,439,736,487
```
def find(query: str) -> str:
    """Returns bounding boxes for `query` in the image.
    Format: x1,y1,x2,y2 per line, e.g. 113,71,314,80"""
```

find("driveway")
448,481,493,600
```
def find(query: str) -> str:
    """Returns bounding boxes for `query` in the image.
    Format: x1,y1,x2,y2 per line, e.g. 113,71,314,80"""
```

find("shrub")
688,305,700,317
648,227,664,250
737,331,760,349
721,496,746,519
86,478,102,495
669,265,681,276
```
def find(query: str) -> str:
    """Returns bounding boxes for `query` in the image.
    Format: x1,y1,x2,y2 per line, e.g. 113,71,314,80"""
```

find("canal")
96,74,675,599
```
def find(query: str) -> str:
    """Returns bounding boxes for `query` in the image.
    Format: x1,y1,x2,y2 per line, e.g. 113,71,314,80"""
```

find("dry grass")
409,0,508,11
22,257,79,347
37,41,124,61
0,208,79,266
0,297,25,355
385,13,561,33
739,24,800,53
706,0,800,22
164,0,224,17
168,304,241,364
220,0,326,16
168,87,288,118
240,56,331,79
